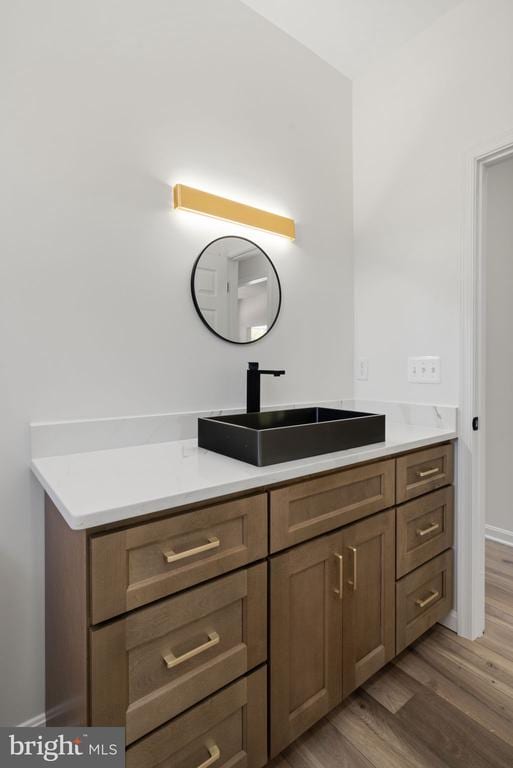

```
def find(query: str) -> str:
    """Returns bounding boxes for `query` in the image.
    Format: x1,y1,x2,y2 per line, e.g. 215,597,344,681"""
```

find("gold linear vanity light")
173,184,296,240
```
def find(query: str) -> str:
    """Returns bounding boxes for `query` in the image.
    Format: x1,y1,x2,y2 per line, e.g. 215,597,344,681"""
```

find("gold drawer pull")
333,553,343,599
196,744,221,768
163,536,220,564
415,590,440,609
417,467,440,478
417,522,440,537
348,546,358,591
163,631,220,669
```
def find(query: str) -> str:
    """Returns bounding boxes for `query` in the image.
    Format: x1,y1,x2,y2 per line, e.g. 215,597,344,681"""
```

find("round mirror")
191,236,282,344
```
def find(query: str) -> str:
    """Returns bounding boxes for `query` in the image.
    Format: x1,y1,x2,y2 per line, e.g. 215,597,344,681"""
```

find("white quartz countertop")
31,421,457,530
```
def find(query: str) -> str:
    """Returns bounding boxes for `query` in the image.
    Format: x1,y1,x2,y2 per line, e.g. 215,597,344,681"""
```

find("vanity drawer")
269,459,395,552
396,443,453,503
90,493,267,623
126,667,267,768
396,486,454,577
90,563,267,744
396,549,453,653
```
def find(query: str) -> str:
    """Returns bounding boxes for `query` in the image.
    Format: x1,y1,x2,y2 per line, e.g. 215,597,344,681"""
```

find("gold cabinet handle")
163,536,220,564
196,744,221,768
348,546,357,591
415,590,439,609
162,631,220,669
416,521,440,537
333,553,343,599
417,467,440,478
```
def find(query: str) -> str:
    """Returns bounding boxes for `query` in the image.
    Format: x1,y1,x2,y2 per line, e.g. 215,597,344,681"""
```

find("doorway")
459,136,513,640
483,155,513,546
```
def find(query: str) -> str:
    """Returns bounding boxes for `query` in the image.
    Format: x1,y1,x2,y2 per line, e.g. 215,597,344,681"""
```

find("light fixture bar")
173,184,295,240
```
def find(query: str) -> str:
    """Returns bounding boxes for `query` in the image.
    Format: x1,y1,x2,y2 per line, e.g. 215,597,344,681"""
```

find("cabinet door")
342,509,395,697
270,531,343,757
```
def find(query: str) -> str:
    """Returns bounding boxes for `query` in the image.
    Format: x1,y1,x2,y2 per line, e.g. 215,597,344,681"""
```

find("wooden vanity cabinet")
45,439,455,768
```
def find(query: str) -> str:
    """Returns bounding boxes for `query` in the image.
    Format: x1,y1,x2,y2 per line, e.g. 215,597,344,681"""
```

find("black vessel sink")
198,407,385,466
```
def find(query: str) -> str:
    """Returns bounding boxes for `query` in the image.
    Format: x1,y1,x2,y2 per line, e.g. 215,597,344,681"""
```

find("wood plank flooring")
271,541,513,768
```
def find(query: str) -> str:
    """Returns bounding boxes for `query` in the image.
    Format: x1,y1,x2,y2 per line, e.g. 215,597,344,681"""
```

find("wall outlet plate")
408,356,440,383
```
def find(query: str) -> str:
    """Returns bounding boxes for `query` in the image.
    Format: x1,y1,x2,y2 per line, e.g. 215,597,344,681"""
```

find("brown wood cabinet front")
396,443,454,503
45,438,456,767
269,531,344,757
342,509,396,698
396,486,454,577
269,459,395,552
126,667,267,768
269,509,396,756
90,563,267,744
396,548,454,653
90,493,268,623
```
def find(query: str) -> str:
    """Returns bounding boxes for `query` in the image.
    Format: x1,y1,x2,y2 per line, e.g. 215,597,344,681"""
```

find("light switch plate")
408,356,440,383
356,358,369,381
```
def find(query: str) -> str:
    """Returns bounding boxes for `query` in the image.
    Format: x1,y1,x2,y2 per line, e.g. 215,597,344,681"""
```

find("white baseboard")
486,524,513,548
18,711,46,727
439,608,458,633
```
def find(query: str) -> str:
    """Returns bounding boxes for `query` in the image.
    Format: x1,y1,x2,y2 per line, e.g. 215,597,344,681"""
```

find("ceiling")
240,0,463,79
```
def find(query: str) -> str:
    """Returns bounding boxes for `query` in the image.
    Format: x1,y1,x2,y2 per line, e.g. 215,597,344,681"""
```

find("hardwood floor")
271,540,513,768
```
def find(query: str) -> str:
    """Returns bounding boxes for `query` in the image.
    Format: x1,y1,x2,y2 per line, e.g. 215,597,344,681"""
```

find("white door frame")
459,130,513,640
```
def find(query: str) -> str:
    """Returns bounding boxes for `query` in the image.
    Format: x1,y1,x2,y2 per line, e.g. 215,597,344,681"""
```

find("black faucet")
246,362,286,413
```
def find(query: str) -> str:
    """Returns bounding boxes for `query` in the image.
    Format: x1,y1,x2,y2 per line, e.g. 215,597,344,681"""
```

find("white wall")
485,156,513,536
353,0,513,405
0,0,353,724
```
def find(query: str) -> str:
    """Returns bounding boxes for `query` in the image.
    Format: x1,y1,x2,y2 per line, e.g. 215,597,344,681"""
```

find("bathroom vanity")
39,431,455,767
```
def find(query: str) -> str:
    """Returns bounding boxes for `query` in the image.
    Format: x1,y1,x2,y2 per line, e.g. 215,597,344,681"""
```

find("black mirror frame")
190,235,282,345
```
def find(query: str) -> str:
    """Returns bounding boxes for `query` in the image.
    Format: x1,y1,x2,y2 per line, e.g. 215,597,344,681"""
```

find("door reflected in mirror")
191,236,282,344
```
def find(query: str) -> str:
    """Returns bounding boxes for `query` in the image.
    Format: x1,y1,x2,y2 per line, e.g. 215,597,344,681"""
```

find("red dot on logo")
73,738,81,745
